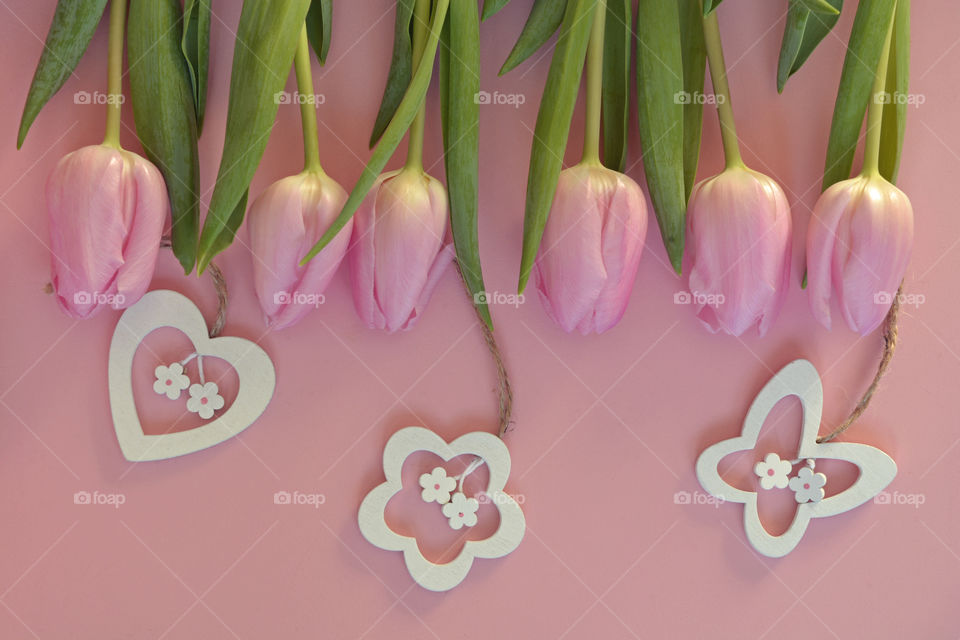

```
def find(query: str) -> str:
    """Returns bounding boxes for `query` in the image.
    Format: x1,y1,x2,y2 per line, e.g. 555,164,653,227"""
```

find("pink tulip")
248,171,352,330
47,144,167,319
687,167,793,337
533,164,648,334
349,169,454,332
806,174,913,335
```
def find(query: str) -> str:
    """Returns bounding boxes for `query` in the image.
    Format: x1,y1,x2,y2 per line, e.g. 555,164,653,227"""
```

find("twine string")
160,239,228,338
455,264,514,438
816,283,902,444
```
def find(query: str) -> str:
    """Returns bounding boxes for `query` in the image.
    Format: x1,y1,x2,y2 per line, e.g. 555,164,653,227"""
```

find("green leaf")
702,0,724,16
18,0,109,148
196,0,312,272
181,0,210,134
301,0,451,265
499,0,567,75
878,0,909,183
777,3,810,93
369,0,415,147
798,0,840,14
777,0,842,92
129,0,202,274
636,0,686,273
822,0,896,190
208,190,249,258
679,0,706,199
481,0,511,21
440,0,491,328
601,0,630,172
306,0,333,64
517,0,595,293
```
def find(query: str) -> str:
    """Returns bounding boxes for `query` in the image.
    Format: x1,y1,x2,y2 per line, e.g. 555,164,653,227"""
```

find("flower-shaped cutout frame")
696,359,897,558
358,427,525,592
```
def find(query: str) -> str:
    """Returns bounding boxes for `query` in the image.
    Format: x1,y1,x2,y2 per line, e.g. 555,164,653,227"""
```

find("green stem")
295,25,324,174
861,4,896,178
404,0,431,173
702,9,743,169
581,0,606,165
102,0,126,148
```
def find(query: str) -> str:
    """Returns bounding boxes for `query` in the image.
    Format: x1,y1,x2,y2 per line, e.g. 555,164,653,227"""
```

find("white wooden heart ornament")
358,427,525,592
696,359,896,558
108,290,276,461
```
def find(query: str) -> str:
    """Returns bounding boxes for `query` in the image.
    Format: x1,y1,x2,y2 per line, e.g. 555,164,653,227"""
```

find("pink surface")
0,1,957,638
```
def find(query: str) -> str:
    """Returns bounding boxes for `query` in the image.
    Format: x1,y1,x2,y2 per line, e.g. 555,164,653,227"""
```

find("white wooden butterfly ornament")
696,359,896,558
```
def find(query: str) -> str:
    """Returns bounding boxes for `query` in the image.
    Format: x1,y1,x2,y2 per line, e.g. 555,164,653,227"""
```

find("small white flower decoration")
153,363,190,400
442,492,479,530
789,466,827,503
419,467,457,504
754,452,792,490
186,382,225,420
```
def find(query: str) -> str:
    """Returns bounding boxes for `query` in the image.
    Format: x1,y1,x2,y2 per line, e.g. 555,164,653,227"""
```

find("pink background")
1,0,957,637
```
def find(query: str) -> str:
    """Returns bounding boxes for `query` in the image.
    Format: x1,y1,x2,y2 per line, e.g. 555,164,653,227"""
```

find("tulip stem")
581,0,606,165
861,5,896,178
702,9,744,170
295,25,324,174
102,0,126,149
404,0,431,173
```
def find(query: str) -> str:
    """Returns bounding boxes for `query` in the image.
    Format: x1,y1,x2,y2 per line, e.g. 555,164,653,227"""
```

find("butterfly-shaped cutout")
696,359,897,558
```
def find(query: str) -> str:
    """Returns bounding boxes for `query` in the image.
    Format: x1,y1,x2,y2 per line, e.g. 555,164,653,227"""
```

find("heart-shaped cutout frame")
109,290,276,461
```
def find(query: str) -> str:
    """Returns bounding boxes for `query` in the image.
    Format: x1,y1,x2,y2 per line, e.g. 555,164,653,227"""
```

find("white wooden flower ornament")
108,290,276,461
359,427,525,592
696,359,897,558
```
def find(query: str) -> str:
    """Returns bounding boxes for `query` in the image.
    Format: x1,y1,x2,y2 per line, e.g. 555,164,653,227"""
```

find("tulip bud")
806,174,913,335
348,169,454,332
47,144,167,319
686,167,793,336
533,164,648,334
248,171,352,329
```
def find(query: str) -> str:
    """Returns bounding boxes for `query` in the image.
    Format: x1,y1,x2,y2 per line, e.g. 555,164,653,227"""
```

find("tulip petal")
687,168,792,337
588,174,647,334
534,167,606,333
405,243,456,331
249,173,351,330
349,175,387,331
835,179,913,334
114,153,167,309
48,148,126,318
806,179,856,330
373,173,449,333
